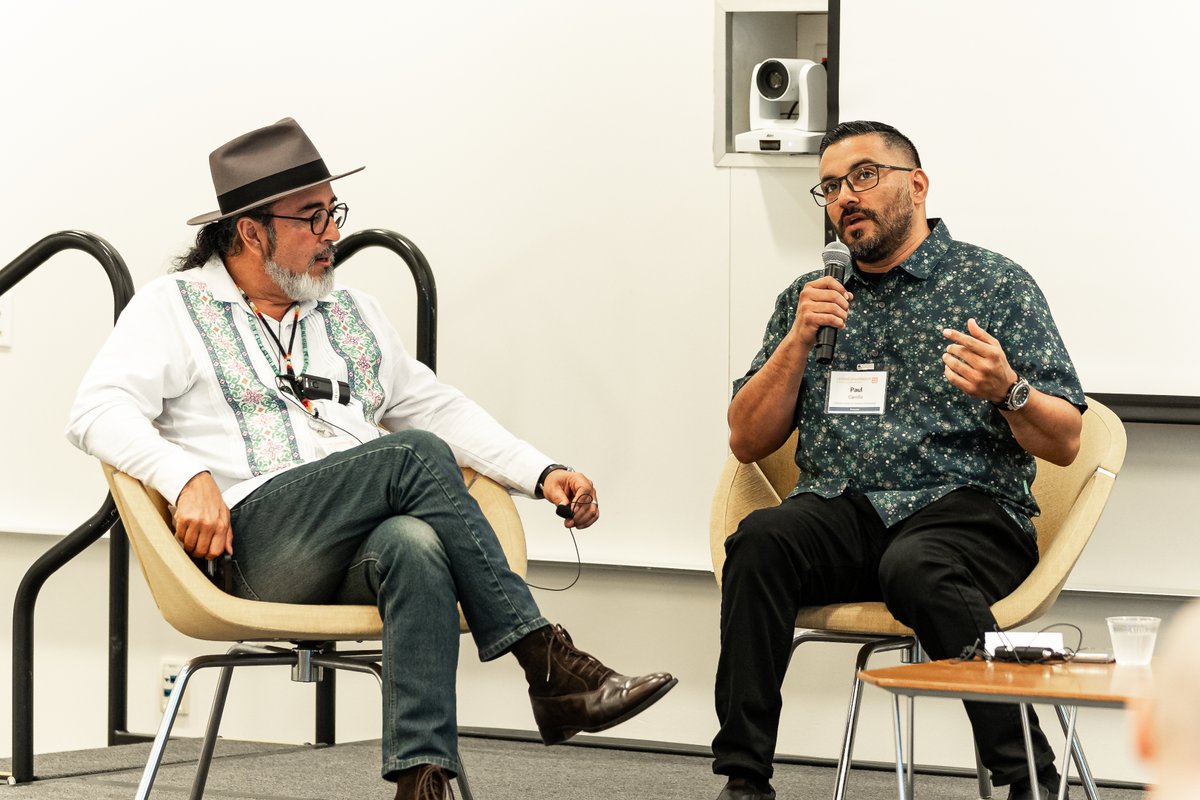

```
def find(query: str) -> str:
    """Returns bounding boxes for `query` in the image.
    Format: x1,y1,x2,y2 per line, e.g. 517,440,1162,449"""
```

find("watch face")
1010,380,1031,409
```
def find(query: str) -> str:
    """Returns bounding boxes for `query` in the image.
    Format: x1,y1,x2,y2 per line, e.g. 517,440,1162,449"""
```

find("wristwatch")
535,463,572,499
995,376,1031,411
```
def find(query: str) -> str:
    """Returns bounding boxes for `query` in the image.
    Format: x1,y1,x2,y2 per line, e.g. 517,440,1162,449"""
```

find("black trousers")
712,488,1055,787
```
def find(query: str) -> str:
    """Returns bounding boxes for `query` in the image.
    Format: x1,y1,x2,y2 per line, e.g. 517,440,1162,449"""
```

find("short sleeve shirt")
732,219,1086,537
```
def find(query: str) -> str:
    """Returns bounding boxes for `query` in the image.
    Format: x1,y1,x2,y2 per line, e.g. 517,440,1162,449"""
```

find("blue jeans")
227,429,548,778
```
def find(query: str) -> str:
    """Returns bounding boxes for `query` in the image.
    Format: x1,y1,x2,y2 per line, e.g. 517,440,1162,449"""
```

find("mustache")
841,208,876,225
310,248,335,269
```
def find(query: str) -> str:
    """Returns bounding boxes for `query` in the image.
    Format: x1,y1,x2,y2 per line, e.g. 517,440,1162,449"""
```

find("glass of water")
1106,616,1161,666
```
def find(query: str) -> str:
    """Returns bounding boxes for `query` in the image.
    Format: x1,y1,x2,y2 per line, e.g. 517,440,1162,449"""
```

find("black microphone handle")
813,262,847,365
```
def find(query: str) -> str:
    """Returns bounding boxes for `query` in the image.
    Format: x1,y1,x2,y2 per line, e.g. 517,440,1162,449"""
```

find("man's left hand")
541,469,599,530
942,318,1017,404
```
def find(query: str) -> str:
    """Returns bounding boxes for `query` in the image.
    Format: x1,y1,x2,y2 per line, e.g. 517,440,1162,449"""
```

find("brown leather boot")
393,764,454,800
511,624,677,745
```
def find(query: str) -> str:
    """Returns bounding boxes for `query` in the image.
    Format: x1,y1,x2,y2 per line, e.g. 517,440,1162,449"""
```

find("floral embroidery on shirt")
319,291,384,422
733,220,1086,537
177,281,303,475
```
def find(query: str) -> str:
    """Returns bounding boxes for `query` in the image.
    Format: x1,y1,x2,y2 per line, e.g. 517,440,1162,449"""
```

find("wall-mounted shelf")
720,152,820,168
714,0,834,168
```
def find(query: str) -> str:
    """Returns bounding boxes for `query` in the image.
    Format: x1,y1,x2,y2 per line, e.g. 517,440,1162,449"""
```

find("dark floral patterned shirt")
732,219,1086,537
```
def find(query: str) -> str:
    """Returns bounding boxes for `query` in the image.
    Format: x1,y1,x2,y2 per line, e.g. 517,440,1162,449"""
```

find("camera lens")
756,60,790,100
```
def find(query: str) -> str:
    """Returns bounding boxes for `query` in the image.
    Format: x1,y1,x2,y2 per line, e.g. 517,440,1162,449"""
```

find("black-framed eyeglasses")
262,203,349,235
810,164,915,207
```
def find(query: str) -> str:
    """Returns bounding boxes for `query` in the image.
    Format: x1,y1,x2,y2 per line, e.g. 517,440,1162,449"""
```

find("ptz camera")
735,58,827,154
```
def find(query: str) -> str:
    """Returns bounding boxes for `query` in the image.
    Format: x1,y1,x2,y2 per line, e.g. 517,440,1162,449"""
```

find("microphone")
813,240,851,365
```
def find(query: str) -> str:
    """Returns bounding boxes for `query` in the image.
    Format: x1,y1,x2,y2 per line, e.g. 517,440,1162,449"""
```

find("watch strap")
535,463,572,499
993,376,1029,411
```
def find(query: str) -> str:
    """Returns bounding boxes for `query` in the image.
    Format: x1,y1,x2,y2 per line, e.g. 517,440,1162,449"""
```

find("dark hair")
172,207,275,272
818,120,922,168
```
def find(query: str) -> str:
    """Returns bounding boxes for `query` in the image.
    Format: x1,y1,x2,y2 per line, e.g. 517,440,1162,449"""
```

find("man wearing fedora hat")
67,117,676,799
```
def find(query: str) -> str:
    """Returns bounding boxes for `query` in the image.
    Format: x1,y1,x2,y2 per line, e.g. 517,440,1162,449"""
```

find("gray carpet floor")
2,735,1147,799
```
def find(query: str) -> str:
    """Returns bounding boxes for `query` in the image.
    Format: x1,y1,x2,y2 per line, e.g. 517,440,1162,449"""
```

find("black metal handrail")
334,228,438,372
0,231,134,319
5,231,134,784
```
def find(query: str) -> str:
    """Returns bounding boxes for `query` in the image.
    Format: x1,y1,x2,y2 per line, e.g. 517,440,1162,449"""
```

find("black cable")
282,363,586,593
1036,621,1084,659
524,494,595,592
988,622,1087,665
524,526,583,592
991,626,1022,662
253,301,300,370
955,637,990,662
278,391,368,445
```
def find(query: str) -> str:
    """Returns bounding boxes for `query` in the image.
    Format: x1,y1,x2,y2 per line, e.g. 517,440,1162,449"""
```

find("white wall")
2,0,1197,787
839,0,1200,399
0,0,737,571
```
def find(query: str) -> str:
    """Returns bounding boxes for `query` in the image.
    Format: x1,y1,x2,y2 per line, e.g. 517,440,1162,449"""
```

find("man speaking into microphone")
711,121,1085,800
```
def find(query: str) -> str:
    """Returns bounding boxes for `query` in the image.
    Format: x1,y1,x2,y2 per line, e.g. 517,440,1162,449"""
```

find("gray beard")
264,259,334,302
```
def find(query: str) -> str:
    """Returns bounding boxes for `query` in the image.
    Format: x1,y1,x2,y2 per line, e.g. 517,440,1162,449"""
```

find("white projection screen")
836,1,1198,419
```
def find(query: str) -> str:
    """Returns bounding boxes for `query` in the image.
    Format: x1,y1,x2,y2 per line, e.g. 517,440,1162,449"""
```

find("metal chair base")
790,630,918,800
137,643,475,800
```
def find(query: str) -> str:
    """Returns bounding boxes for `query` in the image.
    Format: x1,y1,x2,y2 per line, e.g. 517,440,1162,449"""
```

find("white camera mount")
735,58,827,154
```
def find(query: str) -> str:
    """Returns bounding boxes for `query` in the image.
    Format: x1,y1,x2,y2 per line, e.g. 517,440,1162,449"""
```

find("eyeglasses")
262,202,349,235
810,164,915,207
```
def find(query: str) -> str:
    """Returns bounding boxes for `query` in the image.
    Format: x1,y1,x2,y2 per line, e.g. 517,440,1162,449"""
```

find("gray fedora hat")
187,117,364,225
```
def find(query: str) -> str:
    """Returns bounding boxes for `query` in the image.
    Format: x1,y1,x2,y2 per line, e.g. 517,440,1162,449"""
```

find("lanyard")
242,293,314,414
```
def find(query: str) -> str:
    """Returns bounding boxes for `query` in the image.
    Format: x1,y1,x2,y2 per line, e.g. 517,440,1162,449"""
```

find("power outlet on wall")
161,661,188,715
0,295,12,349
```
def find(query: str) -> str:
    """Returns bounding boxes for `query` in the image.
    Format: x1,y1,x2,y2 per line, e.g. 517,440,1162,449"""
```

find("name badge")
825,369,888,415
